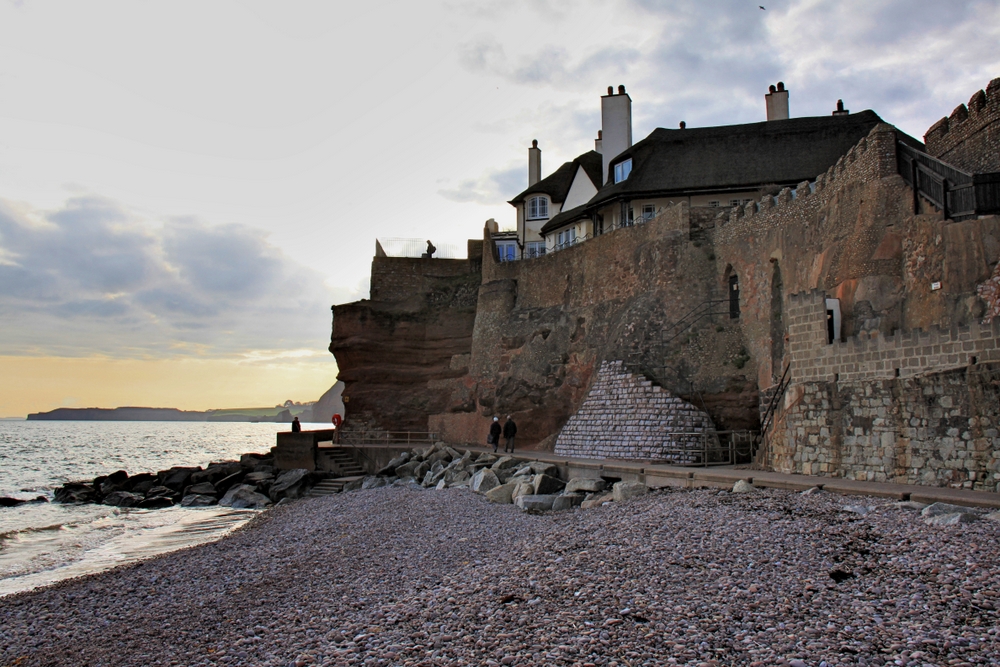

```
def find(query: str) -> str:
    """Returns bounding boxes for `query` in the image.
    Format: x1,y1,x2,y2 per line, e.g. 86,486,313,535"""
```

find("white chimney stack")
601,85,632,184
765,82,789,121
528,139,541,186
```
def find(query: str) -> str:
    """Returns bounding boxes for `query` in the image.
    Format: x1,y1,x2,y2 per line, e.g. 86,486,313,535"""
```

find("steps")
317,448,366,477
307,476,364,497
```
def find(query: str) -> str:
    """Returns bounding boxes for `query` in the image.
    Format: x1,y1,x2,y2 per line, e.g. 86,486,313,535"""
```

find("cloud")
438,163,524,204
0,196,337,358
459,35,640,88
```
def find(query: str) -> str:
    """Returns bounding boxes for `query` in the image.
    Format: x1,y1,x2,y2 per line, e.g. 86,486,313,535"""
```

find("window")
620,201,634,227
642,204,655,221
613,158,632,183
708,200,721,207
526,241,546,258
729,198,752,208
557,228,576,248
496,241,518,262
527,196,548,220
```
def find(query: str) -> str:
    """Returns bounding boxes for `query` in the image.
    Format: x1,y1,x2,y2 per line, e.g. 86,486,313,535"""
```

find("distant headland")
26,406,300,422
25,381,346,423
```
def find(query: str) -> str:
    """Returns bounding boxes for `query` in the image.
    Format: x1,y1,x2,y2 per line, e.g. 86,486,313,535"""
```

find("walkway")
352,442,1000,509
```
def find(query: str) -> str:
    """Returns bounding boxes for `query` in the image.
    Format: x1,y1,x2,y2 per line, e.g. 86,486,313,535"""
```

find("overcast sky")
1,0,998,416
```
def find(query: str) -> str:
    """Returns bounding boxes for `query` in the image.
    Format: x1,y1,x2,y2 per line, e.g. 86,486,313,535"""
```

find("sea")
0,420,324,598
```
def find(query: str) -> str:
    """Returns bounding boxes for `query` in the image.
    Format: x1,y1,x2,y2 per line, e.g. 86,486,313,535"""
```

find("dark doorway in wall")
770,261,784,384
728,274,740,319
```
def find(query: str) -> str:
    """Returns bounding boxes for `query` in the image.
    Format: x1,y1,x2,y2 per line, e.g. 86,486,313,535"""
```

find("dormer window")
614,158,632,183
527,196,549,220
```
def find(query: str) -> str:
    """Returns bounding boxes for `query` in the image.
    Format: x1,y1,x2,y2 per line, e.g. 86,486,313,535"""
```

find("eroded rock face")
330,254,482,432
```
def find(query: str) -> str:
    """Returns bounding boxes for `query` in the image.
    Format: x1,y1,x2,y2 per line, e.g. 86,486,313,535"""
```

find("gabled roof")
588,111,917,208
509,150,603,205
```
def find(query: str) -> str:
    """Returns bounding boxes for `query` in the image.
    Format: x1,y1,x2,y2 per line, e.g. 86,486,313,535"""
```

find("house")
501,142,603,259
505,83,921,254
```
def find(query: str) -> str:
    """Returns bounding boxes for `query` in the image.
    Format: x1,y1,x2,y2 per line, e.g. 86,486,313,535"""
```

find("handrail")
646,429,758,467
657,300,730,347
896,141,1000,221
754,364,792,470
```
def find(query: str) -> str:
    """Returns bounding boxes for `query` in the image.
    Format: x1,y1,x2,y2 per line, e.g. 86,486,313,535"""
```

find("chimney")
765,81,789,121
832,99,850,116
601,84,632,184
595,130,603,154
528,139,541,186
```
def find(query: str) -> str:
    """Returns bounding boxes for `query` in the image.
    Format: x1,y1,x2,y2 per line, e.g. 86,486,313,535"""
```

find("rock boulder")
612,481,647,503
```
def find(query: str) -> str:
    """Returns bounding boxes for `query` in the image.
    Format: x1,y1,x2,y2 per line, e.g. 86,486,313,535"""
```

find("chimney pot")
532,139,538,148
832,99,849,116
618,84,626,94
765,82,789,121
608,86,614,95
598,130,602,138
679,121,686,129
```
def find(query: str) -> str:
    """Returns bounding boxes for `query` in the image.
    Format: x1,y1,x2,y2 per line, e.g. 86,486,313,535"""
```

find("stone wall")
554,360,715,462
713,123,911,390
770,288,1000,490
924,77,1000,174
772,369,1000,491
432,207,757,448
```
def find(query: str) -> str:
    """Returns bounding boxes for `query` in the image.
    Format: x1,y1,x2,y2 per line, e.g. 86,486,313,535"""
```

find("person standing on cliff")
425,240,436,258
489,416,502,453
291,416,301,433
502,415,517,453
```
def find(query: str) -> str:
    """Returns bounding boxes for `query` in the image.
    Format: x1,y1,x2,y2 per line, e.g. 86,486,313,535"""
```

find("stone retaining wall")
554,360,715,462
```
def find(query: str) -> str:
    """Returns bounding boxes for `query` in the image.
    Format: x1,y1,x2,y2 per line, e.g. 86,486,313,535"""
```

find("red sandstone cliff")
330,249,482,432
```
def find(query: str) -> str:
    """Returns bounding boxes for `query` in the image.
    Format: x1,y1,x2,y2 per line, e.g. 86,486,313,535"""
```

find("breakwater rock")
349,443,642,512
52,453,324,510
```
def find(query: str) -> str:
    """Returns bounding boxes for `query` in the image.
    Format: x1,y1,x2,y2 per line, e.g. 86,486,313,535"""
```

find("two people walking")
489,415,517,454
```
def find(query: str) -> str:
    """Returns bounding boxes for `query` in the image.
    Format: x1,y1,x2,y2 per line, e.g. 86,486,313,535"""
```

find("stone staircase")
317,448,367,477
307,476,364,497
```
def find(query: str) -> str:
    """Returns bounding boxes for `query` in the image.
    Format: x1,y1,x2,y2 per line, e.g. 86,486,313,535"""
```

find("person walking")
489,416,502,453
291,416,301,433
502,415,517,453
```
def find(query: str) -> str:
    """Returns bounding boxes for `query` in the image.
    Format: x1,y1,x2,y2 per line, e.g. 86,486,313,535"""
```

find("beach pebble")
3,486,1000,666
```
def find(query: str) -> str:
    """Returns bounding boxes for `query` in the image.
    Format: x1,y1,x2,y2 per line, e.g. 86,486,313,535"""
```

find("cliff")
329,245,483,432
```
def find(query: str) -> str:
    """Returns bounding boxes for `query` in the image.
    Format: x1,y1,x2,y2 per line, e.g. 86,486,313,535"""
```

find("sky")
1,0,998,417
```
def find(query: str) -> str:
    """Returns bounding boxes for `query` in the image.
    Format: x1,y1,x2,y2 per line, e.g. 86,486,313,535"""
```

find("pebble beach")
2,485,998,667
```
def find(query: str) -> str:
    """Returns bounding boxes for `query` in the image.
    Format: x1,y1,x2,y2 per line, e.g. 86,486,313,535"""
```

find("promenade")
390,443,1000,509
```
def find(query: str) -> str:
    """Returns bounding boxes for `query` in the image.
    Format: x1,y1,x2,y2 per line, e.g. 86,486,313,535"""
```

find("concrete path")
444,444,1000,509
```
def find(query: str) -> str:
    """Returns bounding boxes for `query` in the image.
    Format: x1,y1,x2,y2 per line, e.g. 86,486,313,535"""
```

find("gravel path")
2,486,999,667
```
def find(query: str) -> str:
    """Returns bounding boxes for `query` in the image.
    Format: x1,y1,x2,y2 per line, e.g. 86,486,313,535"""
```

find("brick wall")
924,77,1000,174
554,360,715,462
787,289,1000,382
771,288,1000,490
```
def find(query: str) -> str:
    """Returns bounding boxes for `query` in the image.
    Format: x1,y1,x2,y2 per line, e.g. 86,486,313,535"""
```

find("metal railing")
752,364,792,470
377,238,466,259
648,430,758,467
505,208,664,261
339,430,440,447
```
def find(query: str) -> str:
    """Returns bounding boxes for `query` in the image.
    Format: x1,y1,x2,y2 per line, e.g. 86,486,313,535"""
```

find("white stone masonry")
554,360,716,462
